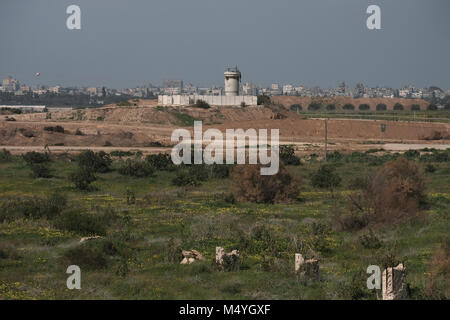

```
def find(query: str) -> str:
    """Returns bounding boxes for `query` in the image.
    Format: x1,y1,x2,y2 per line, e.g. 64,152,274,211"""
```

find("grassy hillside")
0,150,449,299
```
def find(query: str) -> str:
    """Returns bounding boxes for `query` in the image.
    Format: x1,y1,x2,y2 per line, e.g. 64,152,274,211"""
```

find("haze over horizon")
1,0,449,90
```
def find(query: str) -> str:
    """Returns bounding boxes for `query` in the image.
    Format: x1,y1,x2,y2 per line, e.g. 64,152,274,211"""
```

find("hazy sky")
1,0,449,89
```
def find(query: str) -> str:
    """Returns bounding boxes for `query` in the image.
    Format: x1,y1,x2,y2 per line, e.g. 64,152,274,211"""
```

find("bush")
279,145,301,165
69,168,97,190
23,151,50,166
393,103,404,111
359,230,383,249
308,102,321,111
172,170,200,187
231,163,300,204
404,149,420,159
343,103,355,111
54,208,118,236
411,104,421,111
327,151,343,162
376,104,387,111
358,104,370,111
425,164,436,173
0,149,12,162
146,153,174,171
428,104,438,111
364,158,425,225
118,159,154,178
75,129,84,136
257,95,271,106
311,164,341,192
30,163,52,178
290,104,302,112
0,193,67,222
77,150,111,173
193,99,210,109
326,104,336,111
44,125,65,133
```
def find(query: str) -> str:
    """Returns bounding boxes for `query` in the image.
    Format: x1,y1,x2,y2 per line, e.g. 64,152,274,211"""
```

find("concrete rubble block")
295,253,305,272
382,263,409,300
180,249,205,265
216,246,240,270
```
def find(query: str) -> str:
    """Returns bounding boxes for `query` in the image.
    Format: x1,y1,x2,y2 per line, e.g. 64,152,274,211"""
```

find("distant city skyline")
1,0,449,89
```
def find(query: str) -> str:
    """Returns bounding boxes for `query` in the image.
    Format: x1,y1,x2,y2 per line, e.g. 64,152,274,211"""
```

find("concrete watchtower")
224,66,241,96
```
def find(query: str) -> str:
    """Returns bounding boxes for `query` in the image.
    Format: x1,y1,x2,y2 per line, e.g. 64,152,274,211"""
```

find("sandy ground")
1,104,449,155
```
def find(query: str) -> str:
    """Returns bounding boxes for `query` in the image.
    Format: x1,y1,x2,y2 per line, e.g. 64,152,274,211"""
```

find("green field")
0,150,449,300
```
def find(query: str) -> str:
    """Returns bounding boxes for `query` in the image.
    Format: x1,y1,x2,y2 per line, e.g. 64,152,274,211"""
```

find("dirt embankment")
0,104,449,150
272,96,430,111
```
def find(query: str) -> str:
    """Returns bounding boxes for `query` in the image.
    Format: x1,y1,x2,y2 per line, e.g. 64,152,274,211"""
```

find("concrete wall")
158,95,257,106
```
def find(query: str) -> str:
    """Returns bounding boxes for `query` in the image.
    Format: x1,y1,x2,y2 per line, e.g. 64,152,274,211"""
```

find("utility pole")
324,118,328,161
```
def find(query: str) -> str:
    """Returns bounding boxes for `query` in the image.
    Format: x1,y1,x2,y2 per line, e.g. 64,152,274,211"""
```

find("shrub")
364,158,425,225
231,163,300,204
327,151,343,162
290,104,302,112
193,99,210,109
53,209,118,236
257,95,271,106
427,104,438,111
279,145,301,165
118,159,154,177
348,176,369,190
358,104,370,111
404,149,420,159
23,151,50,165
0,193,67,222
69,168,97,190
146,153,174,171
338,271,376,300
359,230,383,249
44,125,65,133
210,164,232,179
376,103,387,111
30,163,52,178
308,102,321,111
343,103,355,111
75,129,84,136
411,104,421,111
0,149,12,162
326,104,336,111
77,150,111,173
117,100,132,107
311,164,341,192
172,170,200,187
188,164,210,181
393,103,404,111
425,164,436,173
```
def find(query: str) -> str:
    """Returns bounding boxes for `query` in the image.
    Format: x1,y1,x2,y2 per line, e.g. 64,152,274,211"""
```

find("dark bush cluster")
231,164,300,204
77,150,112,173
279,145,301,165
118,159,154,178
0,149,12,162
44,125,65,133
23,151,52,178
146,153,174,171
192,99,210,109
